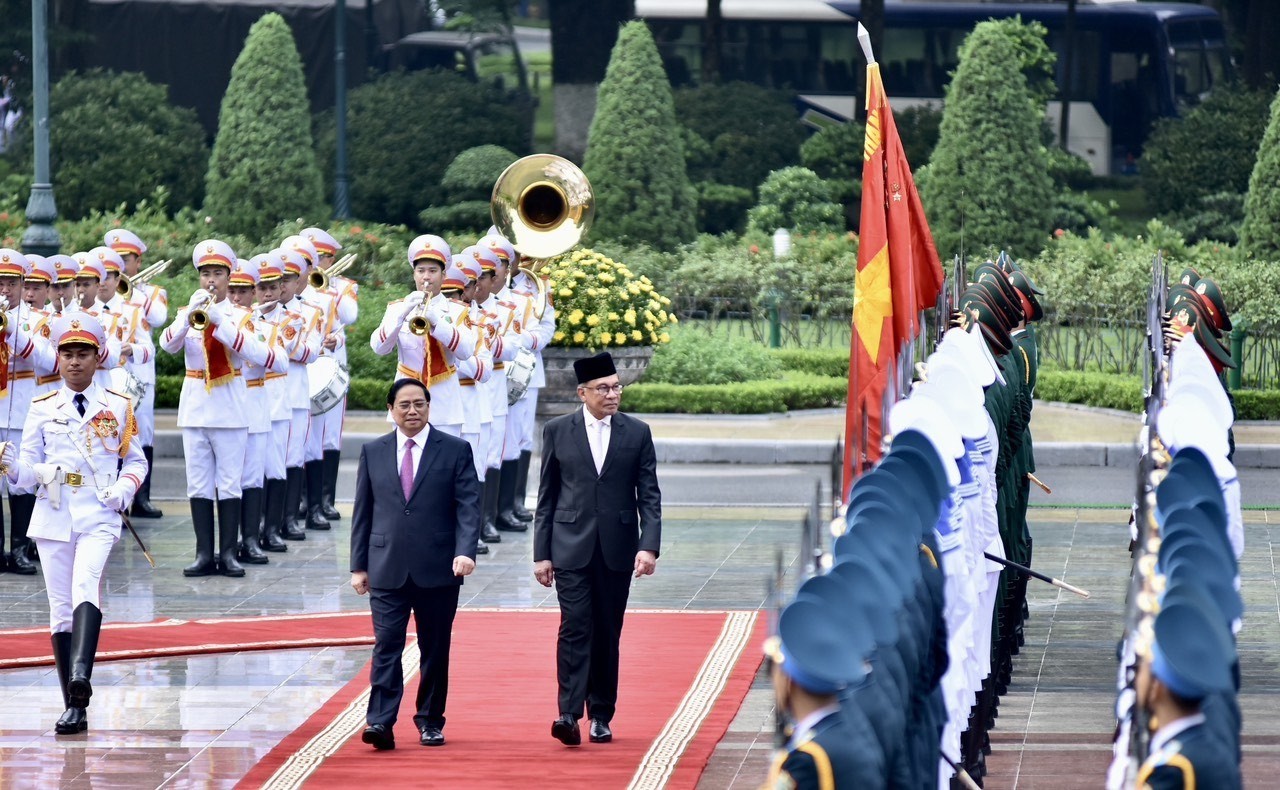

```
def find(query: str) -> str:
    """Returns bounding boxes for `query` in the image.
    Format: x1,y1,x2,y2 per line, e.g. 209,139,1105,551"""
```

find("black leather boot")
217,498,245,577
495,461,528,532
512,450,534,521
237,488,269,564
52,631,87,734
183,498,218,576
282,468,307,541
296,470,308,521
480,474,502,544
321,449,342,520
131,446,164,518
260,478,289,551
67,603,102,708
8,493,38,575
304,460,330,530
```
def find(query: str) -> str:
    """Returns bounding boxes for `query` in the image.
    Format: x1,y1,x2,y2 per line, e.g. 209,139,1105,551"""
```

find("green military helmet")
958,291,1013,354
1009,270,1044,321
1178,267,1202,287
1194,278,1231,332
968,279,1021,330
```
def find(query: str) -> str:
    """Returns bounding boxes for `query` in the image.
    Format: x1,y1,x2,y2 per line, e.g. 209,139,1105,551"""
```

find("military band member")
98,253,157,428
278,240,327,533
46,255,79,317
495,234,555,525
160,240,272,578
0,250,57,575
303,227,358,520
2,311,147,735
106,229,167,518
228,256,287,564
452,256,494,553
371,235,476,438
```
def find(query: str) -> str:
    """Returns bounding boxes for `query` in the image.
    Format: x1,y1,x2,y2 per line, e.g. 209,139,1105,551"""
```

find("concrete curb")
148,431,1280,468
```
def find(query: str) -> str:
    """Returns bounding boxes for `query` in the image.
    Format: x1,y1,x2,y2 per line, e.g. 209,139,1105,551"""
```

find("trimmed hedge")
623,372,846,414
769,348,850,379
1035,370,1143,413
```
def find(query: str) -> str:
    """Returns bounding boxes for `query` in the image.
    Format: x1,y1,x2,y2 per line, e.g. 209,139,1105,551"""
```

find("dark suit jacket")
350,426,481,589
534,409,662,572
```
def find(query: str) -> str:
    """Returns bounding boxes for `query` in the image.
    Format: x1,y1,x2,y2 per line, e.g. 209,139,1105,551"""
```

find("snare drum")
308,356,351,415
108,367,147,410
506,348,537,406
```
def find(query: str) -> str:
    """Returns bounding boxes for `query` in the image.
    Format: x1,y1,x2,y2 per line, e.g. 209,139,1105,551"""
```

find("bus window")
1047,29,1101,103
819,25,858,92
1109,36,1160,163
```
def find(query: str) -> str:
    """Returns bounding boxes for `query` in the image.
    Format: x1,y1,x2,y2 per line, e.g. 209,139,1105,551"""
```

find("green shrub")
770,348,850,378
624,372,846,414
204,14,326,239
1035,370,1142,412
1167,191,1246,245
896,106,944,169
800,122,864,183
417,201,493,234
696,183,753,235
747,167,843,236
583,21,697,251
440,145,519,202
316,71,530,227
645,330,781,385
1241,86,1280,260
923,19,1055,258
1232,389,1280,420
7,71,208,220
674,82,806,191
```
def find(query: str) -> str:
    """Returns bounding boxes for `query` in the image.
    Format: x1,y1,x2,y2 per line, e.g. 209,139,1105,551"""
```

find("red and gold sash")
0,341,9,399
420,334,455,385
201,328,236,392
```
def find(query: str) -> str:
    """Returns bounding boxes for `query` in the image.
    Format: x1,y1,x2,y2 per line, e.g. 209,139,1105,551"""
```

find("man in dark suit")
534,351,662,746
350,378,481,751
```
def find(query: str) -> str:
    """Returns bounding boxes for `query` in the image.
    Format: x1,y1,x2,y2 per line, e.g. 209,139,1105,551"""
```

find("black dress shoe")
418,725,445,746
481,520,502,544
495,512,528,532
55,707,88,735
131,497,164,519
476,541,490,555
362,723,395,751
8,549,37,575
589,719,612,743
551,714,581,746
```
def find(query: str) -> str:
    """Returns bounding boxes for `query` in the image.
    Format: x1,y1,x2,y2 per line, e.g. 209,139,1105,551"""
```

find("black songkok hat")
574,352,617,384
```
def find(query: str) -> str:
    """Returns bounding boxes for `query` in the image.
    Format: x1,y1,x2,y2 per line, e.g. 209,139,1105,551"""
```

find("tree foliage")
204,13,326,239
673,82,806,191
747,167,843,236
316,70,529,227
583,21,696,251
8,70,208,219
922,19,1054,259
1241,85,1280,259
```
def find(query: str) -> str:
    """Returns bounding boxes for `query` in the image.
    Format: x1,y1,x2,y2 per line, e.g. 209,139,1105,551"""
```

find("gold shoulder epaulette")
32,390,57,403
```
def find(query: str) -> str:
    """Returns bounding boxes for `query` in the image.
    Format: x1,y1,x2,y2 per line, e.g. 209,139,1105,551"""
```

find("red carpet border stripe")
627,610,758,789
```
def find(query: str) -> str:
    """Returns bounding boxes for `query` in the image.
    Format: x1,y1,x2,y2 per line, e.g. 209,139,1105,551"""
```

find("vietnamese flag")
842,60,944,495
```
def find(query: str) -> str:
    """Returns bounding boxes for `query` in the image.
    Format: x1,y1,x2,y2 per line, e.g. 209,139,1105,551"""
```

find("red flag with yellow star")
843,62,944,494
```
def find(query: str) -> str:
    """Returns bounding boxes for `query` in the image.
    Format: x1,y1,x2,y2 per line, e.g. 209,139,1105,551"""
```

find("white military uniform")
107,229,167,448
455,294,492,481
283,290,324,467
507,269,556,454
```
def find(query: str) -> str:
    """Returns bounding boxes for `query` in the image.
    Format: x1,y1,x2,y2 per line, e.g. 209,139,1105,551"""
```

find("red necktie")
401,438,415,500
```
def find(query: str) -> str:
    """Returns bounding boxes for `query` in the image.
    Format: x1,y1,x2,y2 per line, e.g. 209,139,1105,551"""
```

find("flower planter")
536,345,655,418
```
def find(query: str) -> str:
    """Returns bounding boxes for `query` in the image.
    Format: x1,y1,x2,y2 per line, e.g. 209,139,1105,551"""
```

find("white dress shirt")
583,406,611,474
397,426,429,481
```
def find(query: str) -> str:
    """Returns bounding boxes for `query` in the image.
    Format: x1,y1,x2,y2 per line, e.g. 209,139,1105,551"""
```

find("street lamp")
21,0,60,256
333,0,350,218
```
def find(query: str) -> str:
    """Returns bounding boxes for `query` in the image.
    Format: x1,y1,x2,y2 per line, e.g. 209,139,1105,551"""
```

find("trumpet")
0,297,8,334
309,253,358,291
118,259,172,299
407,295,432,336
490,154,594,321
188,287,215,330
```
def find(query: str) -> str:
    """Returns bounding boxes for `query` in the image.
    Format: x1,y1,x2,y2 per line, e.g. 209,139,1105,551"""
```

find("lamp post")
21,0,60,256
333,0,351,218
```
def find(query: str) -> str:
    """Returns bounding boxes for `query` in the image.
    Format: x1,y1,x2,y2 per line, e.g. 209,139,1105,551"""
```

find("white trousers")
463,429,487,482
304,407,323,463
433,423,462,439
35,530,118,632
241,430,268,490
316,399,345,452
487,414,506,470
507,387,537,456
182,427,248,500
287,409,309,469
267,420,289,481
136,383,155,446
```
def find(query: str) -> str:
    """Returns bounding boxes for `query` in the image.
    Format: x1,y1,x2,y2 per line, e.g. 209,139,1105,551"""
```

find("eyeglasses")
586,384,624,396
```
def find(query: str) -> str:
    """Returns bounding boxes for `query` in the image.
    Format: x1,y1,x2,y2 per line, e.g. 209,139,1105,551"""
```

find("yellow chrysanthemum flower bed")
545,248,676,349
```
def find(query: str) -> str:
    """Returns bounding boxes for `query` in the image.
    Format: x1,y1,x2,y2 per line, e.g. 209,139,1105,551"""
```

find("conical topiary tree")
583,21,696,252
204,13,325,238
1241,85,1280,260
922,19,1054,259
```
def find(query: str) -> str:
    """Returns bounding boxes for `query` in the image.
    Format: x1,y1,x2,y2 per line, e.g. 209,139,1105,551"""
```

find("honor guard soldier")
3,311,147,735
371,235,477,438
46,255,79,317
106,229,167,518
764,576,878,790
0,250,57,575
228,256,287,564
256,250,309,547
160,240,272,578
494,234,555,525
303,227,358,520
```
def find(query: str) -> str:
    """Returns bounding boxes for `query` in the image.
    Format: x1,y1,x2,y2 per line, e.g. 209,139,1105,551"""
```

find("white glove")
518,331,535,350
188,289,213,308
206,299,229,327
97,484,129,512
423,307,441,328
404,290,427,308
0,441,13,469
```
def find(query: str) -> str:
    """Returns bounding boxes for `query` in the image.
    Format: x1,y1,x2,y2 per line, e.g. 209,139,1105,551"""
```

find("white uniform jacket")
371,293,476,428
159,299,273,429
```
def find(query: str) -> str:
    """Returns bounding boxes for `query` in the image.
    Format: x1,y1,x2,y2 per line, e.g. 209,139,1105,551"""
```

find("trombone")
309,253,357,291
490,154,594,321
118,259,172,299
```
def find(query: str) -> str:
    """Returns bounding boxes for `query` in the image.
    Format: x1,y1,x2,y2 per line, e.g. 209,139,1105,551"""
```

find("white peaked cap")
938,327,995,387
917,368,987,441
1156,399,1235,480
1167,375,1233,430
889,396,962,487
968,324,1006,386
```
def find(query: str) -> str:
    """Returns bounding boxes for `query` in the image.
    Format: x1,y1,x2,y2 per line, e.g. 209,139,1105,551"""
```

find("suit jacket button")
404,509,411,516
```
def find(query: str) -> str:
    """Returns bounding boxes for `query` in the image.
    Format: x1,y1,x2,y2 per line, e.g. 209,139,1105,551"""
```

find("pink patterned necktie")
401,438,415,500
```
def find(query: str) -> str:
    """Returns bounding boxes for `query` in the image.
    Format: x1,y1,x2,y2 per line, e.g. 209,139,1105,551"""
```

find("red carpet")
0,611,375,669
238,609,765,790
